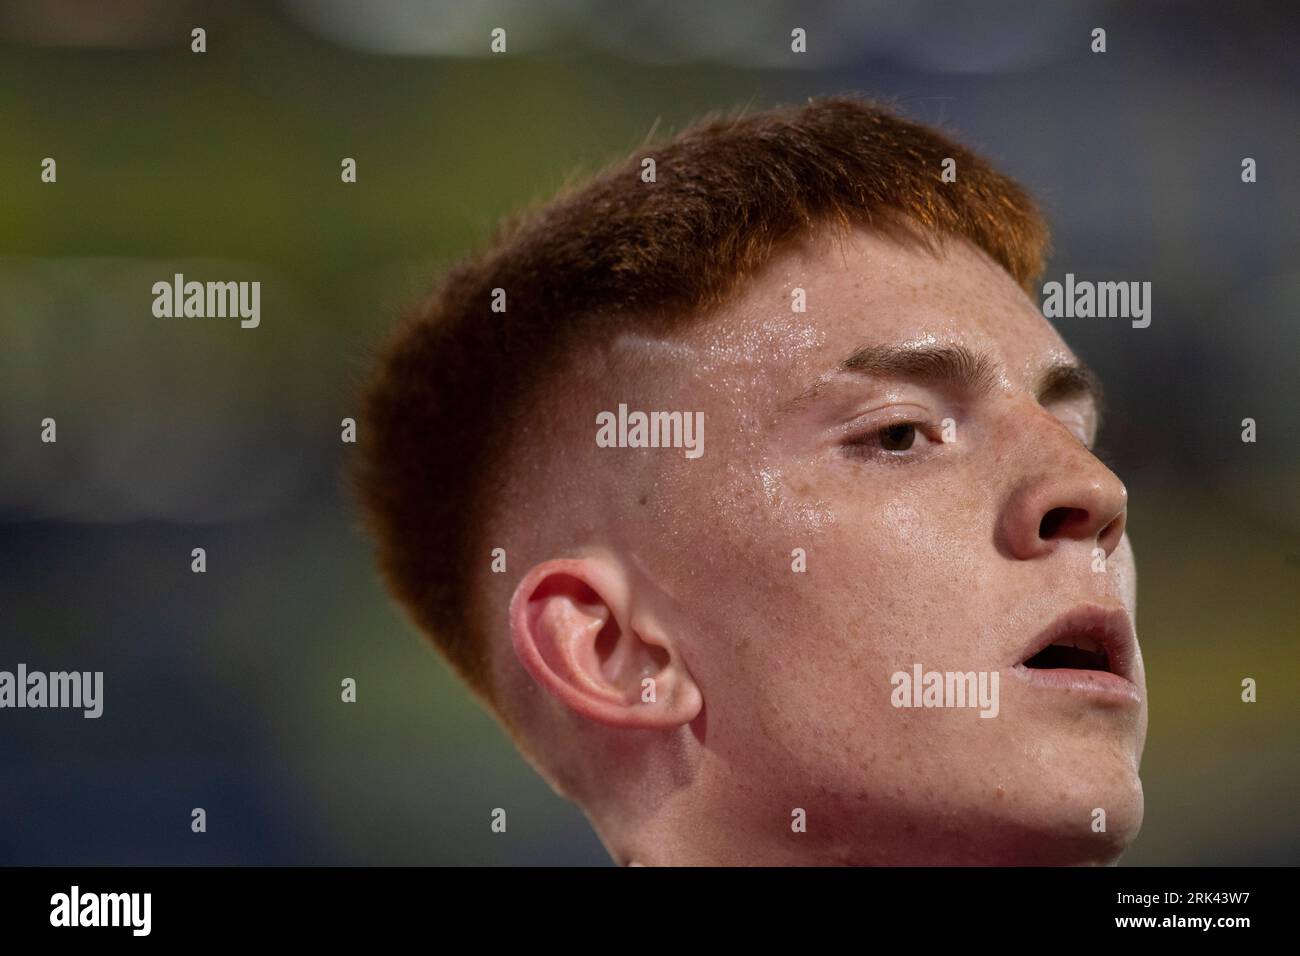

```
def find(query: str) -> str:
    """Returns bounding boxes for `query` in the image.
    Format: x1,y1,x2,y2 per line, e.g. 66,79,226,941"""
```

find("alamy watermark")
1041,273,1151,328
151,272,260,328
595,403,704,459
0,664,103,718
890,664,999,718
50,886,150,936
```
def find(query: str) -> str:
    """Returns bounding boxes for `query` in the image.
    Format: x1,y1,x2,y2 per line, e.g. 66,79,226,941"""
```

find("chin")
1002,772,1145,866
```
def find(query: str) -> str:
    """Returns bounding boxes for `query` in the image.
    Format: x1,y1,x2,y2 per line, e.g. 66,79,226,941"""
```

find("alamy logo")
50,886,151,936
0,664,103,718
595,403,704,459
890,664,1000,718
151,272,261,328
1041,273,1151,328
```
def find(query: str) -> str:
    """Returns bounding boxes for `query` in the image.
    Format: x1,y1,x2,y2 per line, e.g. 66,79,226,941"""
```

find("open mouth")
1021,632,1111,673
1010,605,1141,704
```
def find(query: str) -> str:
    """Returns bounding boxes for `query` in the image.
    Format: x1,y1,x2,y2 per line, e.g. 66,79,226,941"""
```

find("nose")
997,424,1128,562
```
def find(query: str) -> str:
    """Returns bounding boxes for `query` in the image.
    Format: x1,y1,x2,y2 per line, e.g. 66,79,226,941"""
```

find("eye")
879,423,916,451
842,419,937,462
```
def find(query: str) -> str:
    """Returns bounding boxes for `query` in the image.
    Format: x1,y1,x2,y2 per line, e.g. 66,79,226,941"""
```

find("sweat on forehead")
602,225,1028,397
599,227,915,392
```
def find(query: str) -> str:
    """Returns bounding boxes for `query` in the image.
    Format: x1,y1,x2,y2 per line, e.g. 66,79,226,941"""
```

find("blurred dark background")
1,0,1296,865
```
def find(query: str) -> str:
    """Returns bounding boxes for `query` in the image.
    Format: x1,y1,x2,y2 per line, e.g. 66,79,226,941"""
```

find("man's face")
617,226,1146,864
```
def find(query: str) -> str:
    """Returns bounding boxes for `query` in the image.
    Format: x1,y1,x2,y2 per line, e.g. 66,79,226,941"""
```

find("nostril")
1039,506,1081,539
1098,512,1126,553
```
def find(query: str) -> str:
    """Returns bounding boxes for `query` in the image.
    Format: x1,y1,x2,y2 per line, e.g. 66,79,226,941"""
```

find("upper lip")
1014,604,1137,682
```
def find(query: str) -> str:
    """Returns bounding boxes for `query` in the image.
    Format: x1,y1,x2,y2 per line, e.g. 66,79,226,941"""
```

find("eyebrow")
840,343,999,392
782,343,1106,430
1034,361,1105,415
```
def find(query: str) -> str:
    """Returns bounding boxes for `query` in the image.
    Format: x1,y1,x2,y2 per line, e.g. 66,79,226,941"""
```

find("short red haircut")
351,96,1050,713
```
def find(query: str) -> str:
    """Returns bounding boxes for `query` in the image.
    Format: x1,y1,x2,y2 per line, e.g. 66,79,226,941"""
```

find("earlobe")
508,557,702,729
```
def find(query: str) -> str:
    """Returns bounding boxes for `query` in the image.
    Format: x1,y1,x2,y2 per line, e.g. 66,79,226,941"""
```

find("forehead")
658,226,1072,405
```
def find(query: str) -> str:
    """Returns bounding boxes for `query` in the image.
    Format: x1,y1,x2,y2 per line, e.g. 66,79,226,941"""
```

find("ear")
508,557,702,729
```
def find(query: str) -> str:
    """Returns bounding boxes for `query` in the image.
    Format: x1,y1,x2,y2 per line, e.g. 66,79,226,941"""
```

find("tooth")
1050,634,1103,654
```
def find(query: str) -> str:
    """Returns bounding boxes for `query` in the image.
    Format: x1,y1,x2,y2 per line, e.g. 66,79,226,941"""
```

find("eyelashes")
839,418,1116,470
841,420,938,463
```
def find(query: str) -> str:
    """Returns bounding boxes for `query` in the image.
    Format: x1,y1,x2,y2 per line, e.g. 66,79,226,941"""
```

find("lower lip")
1008,664,1142,706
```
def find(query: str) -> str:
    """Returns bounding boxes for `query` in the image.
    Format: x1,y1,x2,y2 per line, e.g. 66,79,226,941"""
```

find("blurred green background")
1,0,1296,864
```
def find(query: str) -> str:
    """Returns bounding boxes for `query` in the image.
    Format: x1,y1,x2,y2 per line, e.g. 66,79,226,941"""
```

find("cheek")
653,451,993,717
763,458,1012,698
813,457,992,599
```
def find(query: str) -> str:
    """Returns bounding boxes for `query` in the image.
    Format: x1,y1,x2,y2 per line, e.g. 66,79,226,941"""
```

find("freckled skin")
500,225,1146,865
